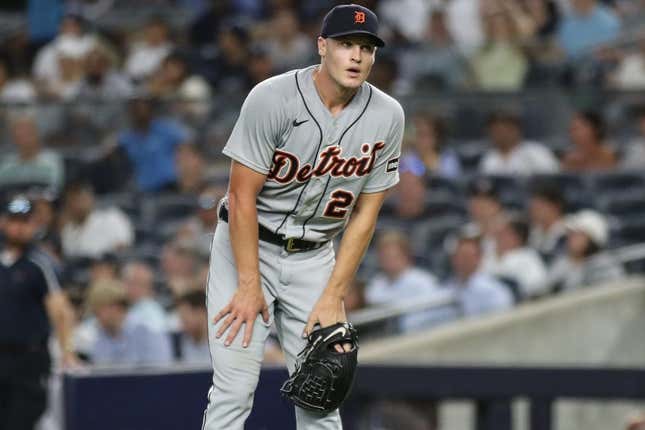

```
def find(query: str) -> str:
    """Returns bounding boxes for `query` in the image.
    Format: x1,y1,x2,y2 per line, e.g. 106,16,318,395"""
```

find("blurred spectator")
263,9,312,72
189,0,234,53
610,40,645,90
28,189,61,260
483,215,549,299
173,143,208,196
467,177,506,259
74,40,133,100
0,57,37,104
479,112,559,176
561,111,617,171
388,158,429,220
0,111,65,191
146,51,211,121
71,40,133,133
205,24,252,92
547,209,625,292
246,45,275,88
445,232,514,315
528,180,568,263
357,399,436,430
410,232,513,329
620,106,645,170
117,96,192,192
124,16,174,82
88,253,120,285
173,289,210,365
122,261,168,333
378,0,432,44
86,279,173,366
366,54,399,96
396,9,470,92
444,0,485,55
471,6,529,90
0,196,78,430
161,240,208,297
402,112,461,179
365,230,439,332
32,14,95,92
60,180,134,258
176,184,226,256
556,0,620,59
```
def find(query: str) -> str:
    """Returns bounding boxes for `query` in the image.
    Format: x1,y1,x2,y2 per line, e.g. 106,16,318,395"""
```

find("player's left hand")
304,291,351,353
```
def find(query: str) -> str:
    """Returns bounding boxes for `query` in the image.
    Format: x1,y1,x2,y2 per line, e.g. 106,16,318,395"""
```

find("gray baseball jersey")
222,64,404,242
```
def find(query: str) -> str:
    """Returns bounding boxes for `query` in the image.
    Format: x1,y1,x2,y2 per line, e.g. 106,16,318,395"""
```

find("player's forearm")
227,192,262,290
324,210,378,299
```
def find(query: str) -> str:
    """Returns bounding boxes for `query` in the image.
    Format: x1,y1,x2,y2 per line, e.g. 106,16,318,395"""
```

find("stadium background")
1,0,645,429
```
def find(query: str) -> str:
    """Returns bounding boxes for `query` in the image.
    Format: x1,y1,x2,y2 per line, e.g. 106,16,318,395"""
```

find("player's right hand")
213,286,270,348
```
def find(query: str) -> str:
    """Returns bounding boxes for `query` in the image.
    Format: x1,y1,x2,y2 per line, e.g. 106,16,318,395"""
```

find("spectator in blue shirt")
557,0,620,58
87,279,172,367
118,95,191,192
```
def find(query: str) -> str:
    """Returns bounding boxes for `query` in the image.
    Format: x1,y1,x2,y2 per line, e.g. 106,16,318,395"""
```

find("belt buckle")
284,237,301,253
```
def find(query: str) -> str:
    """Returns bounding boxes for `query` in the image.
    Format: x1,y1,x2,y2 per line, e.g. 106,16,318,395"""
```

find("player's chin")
340,75,366,89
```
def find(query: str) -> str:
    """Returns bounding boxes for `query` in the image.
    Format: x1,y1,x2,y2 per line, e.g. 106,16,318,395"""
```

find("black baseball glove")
280,322,359,414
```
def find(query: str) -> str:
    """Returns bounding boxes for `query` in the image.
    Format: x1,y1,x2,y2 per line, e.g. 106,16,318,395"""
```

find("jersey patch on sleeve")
386,157,399,173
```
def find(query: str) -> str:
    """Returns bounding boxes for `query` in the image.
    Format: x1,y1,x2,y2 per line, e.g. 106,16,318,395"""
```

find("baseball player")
202,4,404,429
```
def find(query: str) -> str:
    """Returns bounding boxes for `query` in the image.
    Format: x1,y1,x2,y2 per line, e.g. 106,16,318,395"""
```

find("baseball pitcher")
202,4,404,429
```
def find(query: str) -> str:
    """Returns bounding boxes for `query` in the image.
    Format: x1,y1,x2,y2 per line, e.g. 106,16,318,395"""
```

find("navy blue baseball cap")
320,4,385,47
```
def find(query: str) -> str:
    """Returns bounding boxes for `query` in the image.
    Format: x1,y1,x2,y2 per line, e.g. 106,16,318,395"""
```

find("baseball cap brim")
325,31,385,47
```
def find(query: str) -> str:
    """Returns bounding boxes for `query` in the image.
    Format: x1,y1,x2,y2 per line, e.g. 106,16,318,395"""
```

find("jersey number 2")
323,190,355,219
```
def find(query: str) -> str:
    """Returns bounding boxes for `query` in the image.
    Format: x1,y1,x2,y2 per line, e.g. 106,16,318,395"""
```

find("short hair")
175,290,206,310
575,110,606,140
505,215,530,245
63,179,93,197
487,111,521,128
530,180,565,211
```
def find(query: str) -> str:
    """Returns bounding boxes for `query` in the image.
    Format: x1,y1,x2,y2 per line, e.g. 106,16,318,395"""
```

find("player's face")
319,35,376,90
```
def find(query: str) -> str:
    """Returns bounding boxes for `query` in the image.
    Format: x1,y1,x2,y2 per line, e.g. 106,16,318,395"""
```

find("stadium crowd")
0,1,645,425
0,0,645,429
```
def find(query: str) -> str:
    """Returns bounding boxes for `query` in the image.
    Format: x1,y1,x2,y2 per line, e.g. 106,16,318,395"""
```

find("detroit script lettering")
268,142,386,184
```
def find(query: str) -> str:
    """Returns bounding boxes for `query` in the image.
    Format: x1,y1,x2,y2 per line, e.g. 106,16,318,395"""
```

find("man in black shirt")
0,196,78,430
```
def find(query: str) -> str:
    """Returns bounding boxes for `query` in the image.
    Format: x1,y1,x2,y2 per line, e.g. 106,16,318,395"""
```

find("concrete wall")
359,277,645,430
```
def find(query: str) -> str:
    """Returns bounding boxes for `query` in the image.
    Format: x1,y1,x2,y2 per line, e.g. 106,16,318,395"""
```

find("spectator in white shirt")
60,181,134,258
479,112,559,176
365,230,439,332
124,16,174,82
528,180,568,263
483,215,549,300
32,14,95,92
122,261,168,333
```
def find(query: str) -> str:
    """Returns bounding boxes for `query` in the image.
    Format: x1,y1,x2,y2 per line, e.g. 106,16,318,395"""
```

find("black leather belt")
219,206,326,253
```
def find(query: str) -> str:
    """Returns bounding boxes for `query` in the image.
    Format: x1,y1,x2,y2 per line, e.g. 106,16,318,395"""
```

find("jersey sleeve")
362,101,404,193
222,81,285,175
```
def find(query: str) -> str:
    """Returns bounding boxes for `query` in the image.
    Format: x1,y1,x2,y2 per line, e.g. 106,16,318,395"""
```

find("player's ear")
317,36,327,57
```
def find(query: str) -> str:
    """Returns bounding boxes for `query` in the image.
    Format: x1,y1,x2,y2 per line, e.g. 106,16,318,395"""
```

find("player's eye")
361,45,375,53
341,41,352,48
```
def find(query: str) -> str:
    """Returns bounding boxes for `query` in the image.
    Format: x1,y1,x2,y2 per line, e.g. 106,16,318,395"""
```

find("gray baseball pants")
201,221,343,430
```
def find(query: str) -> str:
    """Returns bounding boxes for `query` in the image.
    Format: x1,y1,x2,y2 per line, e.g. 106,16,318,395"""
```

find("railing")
62,365,645,430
